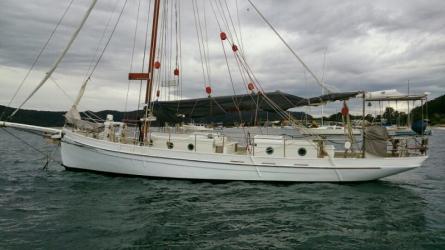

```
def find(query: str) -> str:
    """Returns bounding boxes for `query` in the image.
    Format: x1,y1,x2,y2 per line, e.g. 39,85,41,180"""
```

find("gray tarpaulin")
365,125,389,157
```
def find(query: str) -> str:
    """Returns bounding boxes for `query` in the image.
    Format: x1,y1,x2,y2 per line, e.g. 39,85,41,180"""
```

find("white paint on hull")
61,129,426,182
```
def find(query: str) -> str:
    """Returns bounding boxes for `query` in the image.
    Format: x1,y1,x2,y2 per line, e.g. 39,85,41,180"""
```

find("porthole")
265,146,274,155
166,141,174,149
188,143,194,151
298,147,307,156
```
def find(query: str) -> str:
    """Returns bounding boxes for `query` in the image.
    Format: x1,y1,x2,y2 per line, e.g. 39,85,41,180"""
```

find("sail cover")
365,89,427,101
305,91,361,105
152,91,360,121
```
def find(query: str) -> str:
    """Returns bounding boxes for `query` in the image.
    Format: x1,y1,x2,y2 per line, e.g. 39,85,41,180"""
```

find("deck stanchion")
283,137,286,158
253,138,255,156
362,91,366,158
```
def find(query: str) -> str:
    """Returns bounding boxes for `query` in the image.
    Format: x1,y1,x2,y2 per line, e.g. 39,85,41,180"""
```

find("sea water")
0,128,444,249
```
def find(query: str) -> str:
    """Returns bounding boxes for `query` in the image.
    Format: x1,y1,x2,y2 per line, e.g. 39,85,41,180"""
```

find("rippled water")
1,128,444,249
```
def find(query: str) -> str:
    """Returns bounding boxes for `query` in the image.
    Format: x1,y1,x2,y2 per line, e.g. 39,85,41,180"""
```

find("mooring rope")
0,127,61,168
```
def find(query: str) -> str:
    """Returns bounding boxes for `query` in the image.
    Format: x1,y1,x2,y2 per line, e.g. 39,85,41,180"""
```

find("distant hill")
0,106,145,127
0,105,66,127
0,105,311,127
411,94,445,125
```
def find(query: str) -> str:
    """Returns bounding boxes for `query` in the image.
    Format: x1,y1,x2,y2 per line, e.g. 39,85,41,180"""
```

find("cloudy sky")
0,0,444,115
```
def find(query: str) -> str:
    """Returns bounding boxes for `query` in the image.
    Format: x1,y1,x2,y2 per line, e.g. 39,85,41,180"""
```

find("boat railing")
74,124,428,158
387,135,428,157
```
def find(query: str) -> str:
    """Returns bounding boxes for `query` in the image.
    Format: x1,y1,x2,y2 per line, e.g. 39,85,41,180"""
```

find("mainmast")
129,0,161,141
142,0,161,140
146,0,161,106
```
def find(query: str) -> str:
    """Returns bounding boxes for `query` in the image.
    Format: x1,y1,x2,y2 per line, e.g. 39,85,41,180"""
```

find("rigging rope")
178,0,183,100
124,0,143,119
235,0,246,56
168,0,174,101
221,0,245,57
8,0,98,119
247,0,334,94
137,0,153,116
151,0,166,106
231,50,319,137
83,0,121,83
0,0,74,121
174,0,181,103
209,1,256,144
71,0,128,109
0,127,60,164
49,76,102,122
191,0,211,92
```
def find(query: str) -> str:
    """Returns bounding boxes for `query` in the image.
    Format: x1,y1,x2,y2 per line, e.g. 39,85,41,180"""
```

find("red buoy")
220,32,227,41
205,86,212,95
232,44,238,52
156,90,160,97
154,61,161,69
174,68,179,76
247,82,255,91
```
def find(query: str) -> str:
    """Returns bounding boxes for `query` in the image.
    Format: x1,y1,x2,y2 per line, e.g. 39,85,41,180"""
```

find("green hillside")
411,94,445,125
0,106,66,127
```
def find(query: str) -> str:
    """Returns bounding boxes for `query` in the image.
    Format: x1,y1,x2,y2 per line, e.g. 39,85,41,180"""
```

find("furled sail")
305,91,361,105
65,106,103,131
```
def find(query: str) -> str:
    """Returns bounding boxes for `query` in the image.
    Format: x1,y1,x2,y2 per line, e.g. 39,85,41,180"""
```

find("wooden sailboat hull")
60,130,427,182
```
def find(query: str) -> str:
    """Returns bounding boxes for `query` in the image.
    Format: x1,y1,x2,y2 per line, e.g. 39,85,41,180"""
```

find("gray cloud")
0,0,444,113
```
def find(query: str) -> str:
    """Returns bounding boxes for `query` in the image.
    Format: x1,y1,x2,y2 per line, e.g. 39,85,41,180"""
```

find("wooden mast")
143,0,161,140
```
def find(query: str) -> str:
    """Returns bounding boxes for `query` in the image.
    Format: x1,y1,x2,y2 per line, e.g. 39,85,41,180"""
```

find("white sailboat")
1,0,429,182
60,126,426,182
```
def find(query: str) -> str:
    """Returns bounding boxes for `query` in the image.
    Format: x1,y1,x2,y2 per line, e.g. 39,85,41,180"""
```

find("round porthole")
298,147,307,156
188,143,194,151
266,146,274,155
167,142,174,149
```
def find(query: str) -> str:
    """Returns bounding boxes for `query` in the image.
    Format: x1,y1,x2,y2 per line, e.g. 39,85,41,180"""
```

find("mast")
143,0,161,140
146,0,161,105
